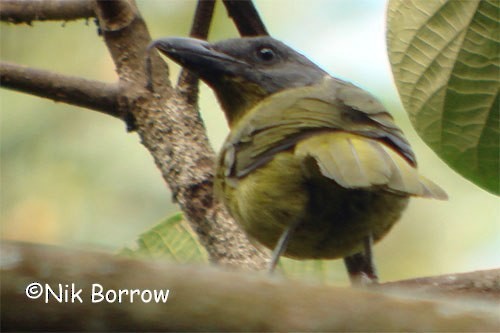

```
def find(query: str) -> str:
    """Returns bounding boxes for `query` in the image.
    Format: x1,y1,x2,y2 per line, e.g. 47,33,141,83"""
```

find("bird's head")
151,36,327,126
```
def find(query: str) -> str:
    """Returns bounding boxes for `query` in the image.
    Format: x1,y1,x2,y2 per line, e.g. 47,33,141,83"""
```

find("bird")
150,36,447,285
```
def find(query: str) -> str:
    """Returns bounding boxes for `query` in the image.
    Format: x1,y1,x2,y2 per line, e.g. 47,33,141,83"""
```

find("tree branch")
0,0,267,269
1,241,499,331
176,0,216,103
0,0,94,24
93,0,268,269
0,61,121,118
187,0,216,39
380,269,500,301
222,0,269,36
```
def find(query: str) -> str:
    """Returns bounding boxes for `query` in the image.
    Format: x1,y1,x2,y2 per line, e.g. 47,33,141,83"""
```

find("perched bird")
151,36,447,285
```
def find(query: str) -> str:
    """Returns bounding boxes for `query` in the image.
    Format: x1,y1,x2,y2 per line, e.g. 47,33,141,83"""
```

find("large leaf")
121,213,209,263
387,0,499,194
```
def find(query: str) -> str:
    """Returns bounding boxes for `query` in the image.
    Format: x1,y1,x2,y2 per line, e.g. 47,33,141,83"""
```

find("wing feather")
295,132,446,199
219,76,446,199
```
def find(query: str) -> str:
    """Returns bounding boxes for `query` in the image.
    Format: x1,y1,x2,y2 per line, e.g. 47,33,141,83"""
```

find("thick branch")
1,241,499,332
0,62,121,118
0,0,94,24
176,0,216,103
222,0,269,36
380,269,500,301
94,0,268,269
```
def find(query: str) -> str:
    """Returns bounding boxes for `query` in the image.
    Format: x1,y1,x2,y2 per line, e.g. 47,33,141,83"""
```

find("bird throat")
213,77,270,128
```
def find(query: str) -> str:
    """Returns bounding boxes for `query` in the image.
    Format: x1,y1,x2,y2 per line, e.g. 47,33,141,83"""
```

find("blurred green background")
1,0,498,283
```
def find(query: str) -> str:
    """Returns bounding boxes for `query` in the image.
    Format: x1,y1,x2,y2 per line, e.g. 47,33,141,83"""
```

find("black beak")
148,37,244,77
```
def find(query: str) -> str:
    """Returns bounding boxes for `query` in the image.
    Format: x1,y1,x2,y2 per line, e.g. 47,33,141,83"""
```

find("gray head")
151,36,327,124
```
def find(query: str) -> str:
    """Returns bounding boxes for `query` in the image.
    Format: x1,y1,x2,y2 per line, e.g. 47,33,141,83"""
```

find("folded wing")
220,76,447,200
295,132,447,199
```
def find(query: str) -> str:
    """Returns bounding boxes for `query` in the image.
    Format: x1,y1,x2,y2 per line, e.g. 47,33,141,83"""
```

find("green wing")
219,76,446,199
295,132,447,199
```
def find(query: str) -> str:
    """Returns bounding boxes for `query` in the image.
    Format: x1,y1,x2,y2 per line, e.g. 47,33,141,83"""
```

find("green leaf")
121,213,209,263
387,0,500,194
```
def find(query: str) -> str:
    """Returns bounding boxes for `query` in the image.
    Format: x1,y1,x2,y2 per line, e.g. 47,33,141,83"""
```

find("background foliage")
1,0,498,284
388,0,499,195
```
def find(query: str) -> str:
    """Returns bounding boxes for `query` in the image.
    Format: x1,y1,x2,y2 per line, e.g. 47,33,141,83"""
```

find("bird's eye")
256,47,276,61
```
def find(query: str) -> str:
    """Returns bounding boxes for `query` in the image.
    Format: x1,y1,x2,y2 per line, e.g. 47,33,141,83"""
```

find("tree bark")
0,62,121,117
222,0,269,36
2,241,499,332
0,0,94,24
